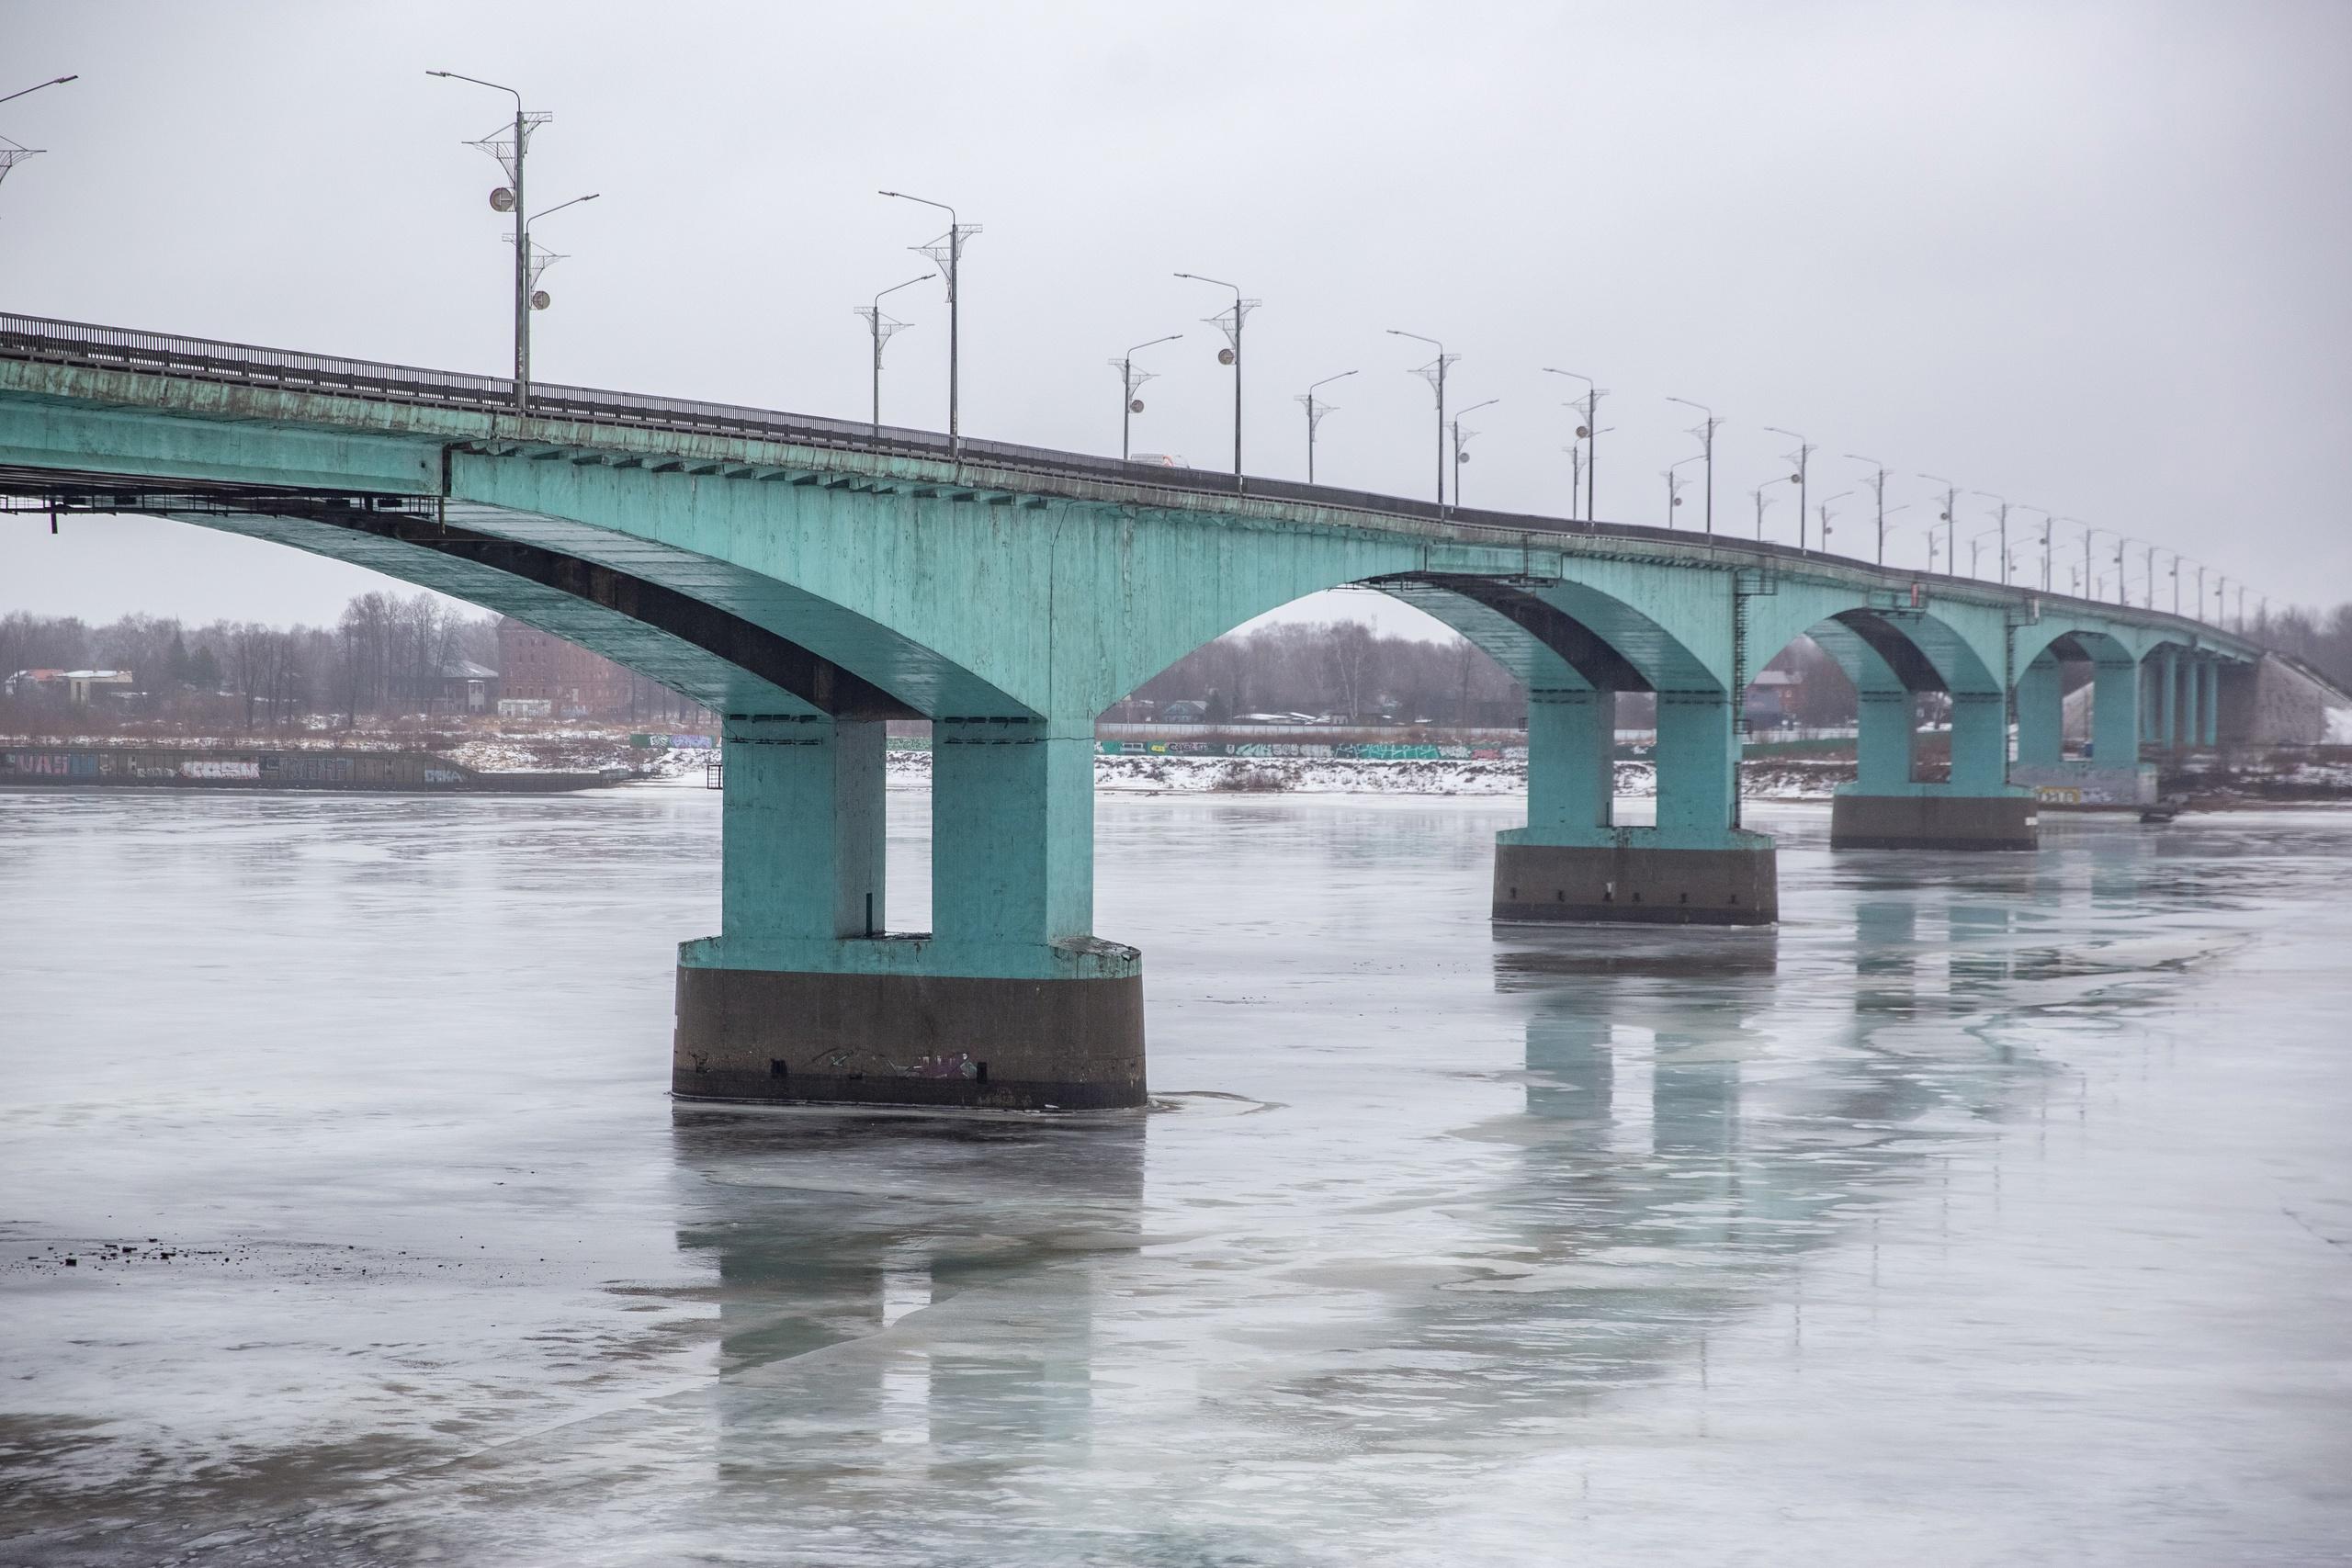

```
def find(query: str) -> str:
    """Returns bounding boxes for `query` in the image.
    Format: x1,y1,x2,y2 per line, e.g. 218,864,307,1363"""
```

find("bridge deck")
0,312,2242,650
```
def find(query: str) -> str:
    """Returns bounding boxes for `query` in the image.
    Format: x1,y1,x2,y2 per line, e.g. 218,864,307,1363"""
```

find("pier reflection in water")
1,792,2346,1564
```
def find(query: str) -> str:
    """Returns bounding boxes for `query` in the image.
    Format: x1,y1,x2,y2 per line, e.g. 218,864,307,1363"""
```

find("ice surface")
2,791,2347,1563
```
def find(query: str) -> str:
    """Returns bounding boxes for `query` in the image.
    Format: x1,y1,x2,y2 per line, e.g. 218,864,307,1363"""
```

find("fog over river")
3,789,2347,1565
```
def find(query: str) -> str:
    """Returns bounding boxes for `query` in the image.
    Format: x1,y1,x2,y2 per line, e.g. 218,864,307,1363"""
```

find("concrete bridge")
0,315,2267,1111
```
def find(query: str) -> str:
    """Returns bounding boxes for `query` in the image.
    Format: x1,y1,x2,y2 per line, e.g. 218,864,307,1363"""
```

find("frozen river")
3,788,2348,1564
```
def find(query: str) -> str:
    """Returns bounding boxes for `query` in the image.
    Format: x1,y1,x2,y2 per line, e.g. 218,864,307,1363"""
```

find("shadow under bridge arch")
1765,605,2008,796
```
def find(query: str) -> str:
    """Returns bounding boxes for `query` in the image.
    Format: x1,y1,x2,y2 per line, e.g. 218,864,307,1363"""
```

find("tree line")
1123,615,1869,728
10,591,2344,739
2255,604,2352,693
1,592,498,730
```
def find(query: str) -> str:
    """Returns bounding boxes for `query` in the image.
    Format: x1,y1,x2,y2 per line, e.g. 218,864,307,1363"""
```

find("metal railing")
0,311,2243,640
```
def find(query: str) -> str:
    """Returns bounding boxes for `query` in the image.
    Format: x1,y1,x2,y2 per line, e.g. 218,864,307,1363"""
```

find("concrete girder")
1744,583,2007,696
436,491,1028,721
1373,581,1585,692
1398,576,1656,691
168,510,824,719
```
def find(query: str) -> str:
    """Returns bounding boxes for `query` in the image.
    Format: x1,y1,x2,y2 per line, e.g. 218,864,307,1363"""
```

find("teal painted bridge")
0,316,2264,1109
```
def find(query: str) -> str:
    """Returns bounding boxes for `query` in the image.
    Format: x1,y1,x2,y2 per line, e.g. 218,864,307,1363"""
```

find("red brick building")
495,619,709,726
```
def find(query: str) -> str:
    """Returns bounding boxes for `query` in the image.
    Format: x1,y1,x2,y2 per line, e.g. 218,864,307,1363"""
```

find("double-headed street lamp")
1666,397,1722,536
1450,398,1498,509
1749,482,1780,541
1389,330,1458,509
1296,369,1356,484
1111,333,1182,461
1177,272,1255,481
1543,368,1604,521
881,191,979,448
0,74,76,198
431,71,596,412
855,273,931,436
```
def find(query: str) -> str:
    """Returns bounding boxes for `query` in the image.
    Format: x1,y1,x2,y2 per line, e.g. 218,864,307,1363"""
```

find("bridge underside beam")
5,468,918,719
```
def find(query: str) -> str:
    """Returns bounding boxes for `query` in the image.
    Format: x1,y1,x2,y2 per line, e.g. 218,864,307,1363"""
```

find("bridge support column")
675,714,1144,1111
2161,649,2181,750
1855,683,1920,788
1496,686,1775,925
2096,655,2142,765
2199,658,2220,747
1832,687,2038,851
2015,654,2064,768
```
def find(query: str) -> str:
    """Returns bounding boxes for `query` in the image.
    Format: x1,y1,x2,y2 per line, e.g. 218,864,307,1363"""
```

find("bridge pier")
1831,685,2038,850
674,715,1145,1111
1495,686,1776,924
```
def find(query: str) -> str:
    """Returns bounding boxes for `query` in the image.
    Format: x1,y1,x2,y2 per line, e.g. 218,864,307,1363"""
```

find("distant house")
4,669,137,706
1743,669,1802,726
433,660,500,716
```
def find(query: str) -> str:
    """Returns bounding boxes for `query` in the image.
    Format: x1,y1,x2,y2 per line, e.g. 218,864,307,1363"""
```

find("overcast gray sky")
4,0,2346,636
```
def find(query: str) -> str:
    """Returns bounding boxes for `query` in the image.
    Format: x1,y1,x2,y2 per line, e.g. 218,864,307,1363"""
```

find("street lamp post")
1111,333,1182,461
1543,368,1604,521
1917,474,1960,577
1847,455,1892,565
2018,507,2053,592
1969,525,2004,581
0,74,77,197
1815,491,1853,555
1449,398,1498,509
1177,273,1255,482
1666,397,1721,536
1295,369,1356,484
880,191,979,449
1390,330,1458,509
1973,492,2013,583
1663,455,1700,529
429,71,560,411
1767,428,1815,551
2193,560,2207,622
856,272,931,437
2114,536,2135,605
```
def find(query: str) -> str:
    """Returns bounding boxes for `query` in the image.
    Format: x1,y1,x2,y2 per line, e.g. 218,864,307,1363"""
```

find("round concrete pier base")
673,966,1147,1111
1830,794,2040,852
1493,840,1778,925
